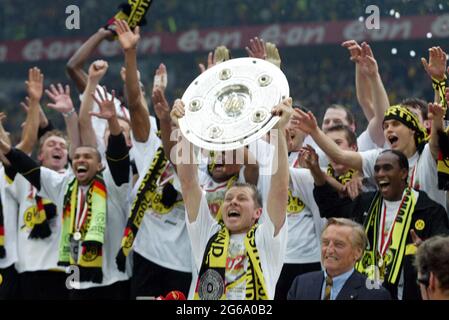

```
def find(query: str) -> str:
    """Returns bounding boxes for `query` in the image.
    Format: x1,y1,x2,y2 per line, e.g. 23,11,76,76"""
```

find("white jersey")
287,168,325,264
186,191,287,300
132,130,192,273
361,144,447,211
38,167,132,289
0,166,18,269
6,173,63,273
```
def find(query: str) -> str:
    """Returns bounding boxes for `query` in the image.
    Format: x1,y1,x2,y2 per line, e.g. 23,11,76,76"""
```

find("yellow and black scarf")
326,164,356,185
27,195,57,239
355,188,417,285
384,105,429,154
115,146,169,272
105,0,153,32
432,76,447,111
58,175,107,283
194,222,269,300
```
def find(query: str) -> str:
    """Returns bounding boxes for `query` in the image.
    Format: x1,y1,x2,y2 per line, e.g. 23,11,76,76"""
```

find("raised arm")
45,84,80,159
421,46,447,105
267,98,291,236
115,19,150,142
16,67,44,154
428,102,445,160
79,60,109,147
90,88,130,186
198,46,230,74
355,42,388,147
291,108,363,172
66,28,114,93
245,37,267,60
20,97,50,135
245,37,281,68
170,99,202,223
0,139,41,191
152,64,175,162
342,40,374,121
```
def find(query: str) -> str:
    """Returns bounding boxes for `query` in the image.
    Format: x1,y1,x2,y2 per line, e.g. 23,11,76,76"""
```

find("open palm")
115,20,140,51
46,84,74,113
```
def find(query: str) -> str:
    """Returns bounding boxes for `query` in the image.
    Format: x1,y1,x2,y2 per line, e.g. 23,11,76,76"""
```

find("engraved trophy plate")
179,57,289,151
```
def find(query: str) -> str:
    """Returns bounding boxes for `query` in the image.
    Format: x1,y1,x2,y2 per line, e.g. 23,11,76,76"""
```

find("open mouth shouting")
377,179,391,193
227,209,241,219
75,164,89,180
387,134,399,148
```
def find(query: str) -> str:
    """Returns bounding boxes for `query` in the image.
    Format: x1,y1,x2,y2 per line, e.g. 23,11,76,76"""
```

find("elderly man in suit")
288,217,391,300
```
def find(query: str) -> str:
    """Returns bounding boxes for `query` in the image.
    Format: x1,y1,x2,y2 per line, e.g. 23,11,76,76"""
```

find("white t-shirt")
38,167,132,289
0,166,18,269
7,173,63,273
131,130,192,273
186,191,287,300
287,168,325,264
361,144,447,211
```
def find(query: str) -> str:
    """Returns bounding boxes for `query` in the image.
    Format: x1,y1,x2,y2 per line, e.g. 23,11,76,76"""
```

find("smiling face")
72,147,103,185
374,152,408,201
383,119,417,158
321,224,362,278
222,186,262,234
38,135,68,171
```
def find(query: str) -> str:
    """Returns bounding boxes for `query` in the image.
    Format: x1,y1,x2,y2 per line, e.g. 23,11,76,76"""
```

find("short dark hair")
380,149,409,172
401,98,428,121
324,124,357,148
74,145,102,163
231,182,263,209
328,104,355,127
415,236,449,291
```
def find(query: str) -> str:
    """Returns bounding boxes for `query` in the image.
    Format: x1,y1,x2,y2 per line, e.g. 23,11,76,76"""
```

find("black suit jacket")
287,270,392,300
313,183,449,300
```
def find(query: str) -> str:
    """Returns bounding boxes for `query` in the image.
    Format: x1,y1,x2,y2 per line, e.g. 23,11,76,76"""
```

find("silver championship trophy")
179,57,289,151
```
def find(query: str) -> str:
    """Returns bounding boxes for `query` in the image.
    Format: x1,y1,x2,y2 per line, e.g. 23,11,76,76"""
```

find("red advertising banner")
1,14,448,62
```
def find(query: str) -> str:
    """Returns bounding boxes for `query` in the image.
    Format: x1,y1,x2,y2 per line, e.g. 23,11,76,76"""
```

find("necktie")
323,276,333,300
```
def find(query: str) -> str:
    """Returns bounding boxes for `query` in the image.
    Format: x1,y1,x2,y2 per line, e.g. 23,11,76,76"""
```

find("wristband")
62,108,76,118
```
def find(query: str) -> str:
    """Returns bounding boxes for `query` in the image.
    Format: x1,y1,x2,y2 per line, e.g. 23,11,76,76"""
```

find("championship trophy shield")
179,57,289,151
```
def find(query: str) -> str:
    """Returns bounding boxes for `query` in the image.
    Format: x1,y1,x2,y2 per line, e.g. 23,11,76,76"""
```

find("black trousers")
130,252,192,299
19,270,69,300
275,262,322,300
68,280,130,300
0,265,21,299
